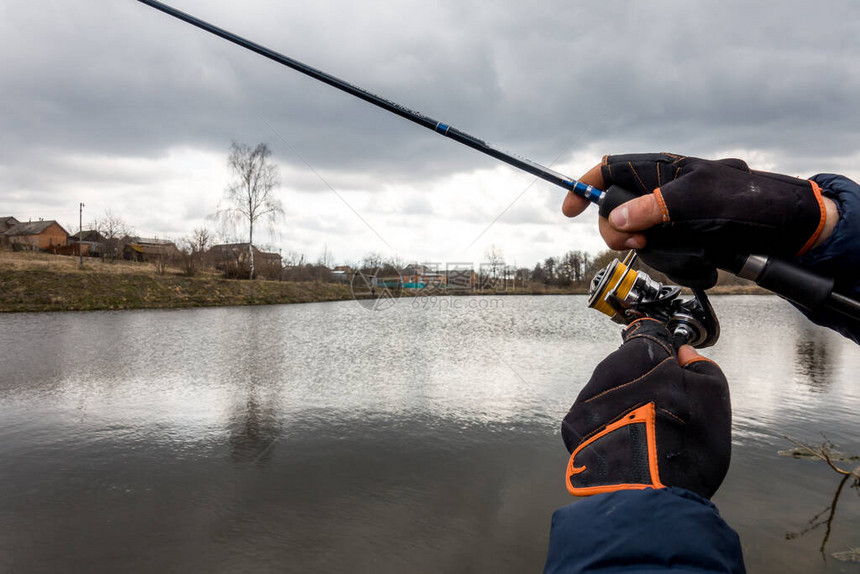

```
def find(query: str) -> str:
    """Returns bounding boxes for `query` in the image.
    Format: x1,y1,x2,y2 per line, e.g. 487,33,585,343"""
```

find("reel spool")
588,252,720,348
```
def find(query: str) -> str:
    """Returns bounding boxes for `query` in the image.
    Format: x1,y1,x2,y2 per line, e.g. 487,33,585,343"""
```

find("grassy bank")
0,251,768,313
0,251,356,312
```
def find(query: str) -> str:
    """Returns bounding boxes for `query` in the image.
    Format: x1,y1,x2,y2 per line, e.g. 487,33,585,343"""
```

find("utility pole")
79,203,84,268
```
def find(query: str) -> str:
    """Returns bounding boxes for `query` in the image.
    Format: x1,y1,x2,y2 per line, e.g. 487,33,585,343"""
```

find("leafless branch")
212,142,283,279
782,436,860,558
783,435,859,478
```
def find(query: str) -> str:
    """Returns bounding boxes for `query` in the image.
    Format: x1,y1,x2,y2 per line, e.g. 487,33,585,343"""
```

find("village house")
64,230,106,257
210,243,282,280
2,219,69,251
446,268,478,291
123,237,179,262
0,216,20,234
329,265,354,284
401,264,447,290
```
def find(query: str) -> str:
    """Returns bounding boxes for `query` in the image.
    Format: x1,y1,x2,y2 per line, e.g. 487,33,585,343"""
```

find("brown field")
0,250,769,314
0,250,356,313
1,250,166,274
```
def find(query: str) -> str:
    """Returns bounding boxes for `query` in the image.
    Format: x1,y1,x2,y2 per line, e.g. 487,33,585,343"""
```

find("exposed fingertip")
562,191,588,218
679,346,722,371
622,234,646,249
609,205,628,229
677,345,700,366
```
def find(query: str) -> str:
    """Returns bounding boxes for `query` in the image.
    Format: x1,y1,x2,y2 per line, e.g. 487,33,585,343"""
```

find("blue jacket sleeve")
544,487,746,574
794,174,860,343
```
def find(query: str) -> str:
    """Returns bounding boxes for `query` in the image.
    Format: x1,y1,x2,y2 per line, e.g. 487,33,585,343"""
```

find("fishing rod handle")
735,256,859,322
734,255,833,312
595,186,860,320
597,184,638,219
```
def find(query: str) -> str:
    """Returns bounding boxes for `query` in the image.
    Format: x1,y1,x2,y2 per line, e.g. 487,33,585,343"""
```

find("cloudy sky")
3,0,859,269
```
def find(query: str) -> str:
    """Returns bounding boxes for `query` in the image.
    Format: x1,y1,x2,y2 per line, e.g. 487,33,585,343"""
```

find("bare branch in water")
831,547,860,563
782,435,860,478
782,436,859,559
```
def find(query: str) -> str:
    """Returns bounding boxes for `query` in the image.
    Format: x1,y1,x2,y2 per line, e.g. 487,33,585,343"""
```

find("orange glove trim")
796,180,826,256
680,356,720,368
565,402,666,497
653,187,671,223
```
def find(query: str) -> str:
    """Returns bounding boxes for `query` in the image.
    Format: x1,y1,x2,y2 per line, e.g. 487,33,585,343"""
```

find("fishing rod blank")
134,0,604,205
134,0,860,325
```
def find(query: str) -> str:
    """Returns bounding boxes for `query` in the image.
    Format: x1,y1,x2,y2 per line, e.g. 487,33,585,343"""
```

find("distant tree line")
52,142,751,288
526,248,752,289
530,250,595,287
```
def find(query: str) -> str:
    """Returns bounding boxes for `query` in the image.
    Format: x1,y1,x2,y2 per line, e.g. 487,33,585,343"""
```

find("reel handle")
593,185,859,321
597,185,637,219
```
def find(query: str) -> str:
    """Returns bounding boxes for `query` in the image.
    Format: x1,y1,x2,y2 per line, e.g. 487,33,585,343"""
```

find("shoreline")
0,252,358,313
0,251,769,314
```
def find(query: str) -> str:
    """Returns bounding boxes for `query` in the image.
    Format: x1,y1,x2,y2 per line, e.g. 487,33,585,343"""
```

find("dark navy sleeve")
544,487,746,574
794,174,860,343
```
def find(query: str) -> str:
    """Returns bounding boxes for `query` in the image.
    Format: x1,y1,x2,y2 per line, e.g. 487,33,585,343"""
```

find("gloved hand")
562,318,731,500
562,153,832,288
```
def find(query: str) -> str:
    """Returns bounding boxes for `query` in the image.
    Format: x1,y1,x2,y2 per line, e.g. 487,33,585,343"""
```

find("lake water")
0,295,857,573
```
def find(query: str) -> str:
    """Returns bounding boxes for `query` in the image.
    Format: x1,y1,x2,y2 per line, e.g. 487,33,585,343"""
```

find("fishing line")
256,113,395,252
134,0,860,327
134,0,603,205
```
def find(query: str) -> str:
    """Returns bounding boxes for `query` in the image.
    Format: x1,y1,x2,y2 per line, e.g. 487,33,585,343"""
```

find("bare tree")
180,227,212,276
559,250,590,287
152,250,170,275
282,249,304,268
360,252,385,271
91,209,133,261
515,267,531,288
214,142,283,279
482,244,505,290
189,227,211,254
317,244,333,268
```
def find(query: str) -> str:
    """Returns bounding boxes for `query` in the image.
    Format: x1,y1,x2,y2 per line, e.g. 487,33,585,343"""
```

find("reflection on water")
228,382,280,465
0,295,857,573
786,467,858,557
794,326,836,393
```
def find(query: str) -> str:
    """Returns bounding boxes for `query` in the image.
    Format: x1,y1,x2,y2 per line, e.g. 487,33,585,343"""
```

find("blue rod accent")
135,0,606,206
566,181,604,205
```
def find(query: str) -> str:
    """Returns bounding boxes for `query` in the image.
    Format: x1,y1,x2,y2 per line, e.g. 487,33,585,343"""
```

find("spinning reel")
138,0,860,337
588,251,720,348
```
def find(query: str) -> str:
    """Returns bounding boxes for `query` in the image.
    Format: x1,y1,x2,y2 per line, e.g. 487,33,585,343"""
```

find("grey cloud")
495,204,554,226
7,0,860,177
3,0,860,259
399,195,436,217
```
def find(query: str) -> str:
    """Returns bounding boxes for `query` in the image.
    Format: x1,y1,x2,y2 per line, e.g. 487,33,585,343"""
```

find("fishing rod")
135,0,860,335
134,0,603,205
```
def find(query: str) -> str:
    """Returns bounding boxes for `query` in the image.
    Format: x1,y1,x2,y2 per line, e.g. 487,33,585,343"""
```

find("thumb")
677,345,702,367
677,345,722,371
608,193,665,232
